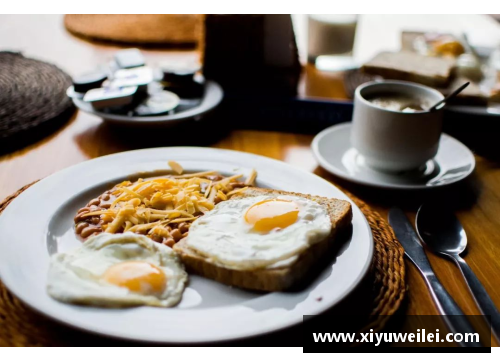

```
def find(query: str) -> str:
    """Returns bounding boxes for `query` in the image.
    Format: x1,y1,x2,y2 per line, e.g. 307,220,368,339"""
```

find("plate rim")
311,123,476,190
0,147,373,343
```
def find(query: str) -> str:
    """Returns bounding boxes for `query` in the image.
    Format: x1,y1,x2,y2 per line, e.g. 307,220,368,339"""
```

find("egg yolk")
244,199,300,232
101,261,167,296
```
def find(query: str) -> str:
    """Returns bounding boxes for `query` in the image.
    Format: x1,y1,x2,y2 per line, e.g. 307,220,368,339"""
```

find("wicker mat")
0,52,74,153
64,15,203,47
0,181,406,346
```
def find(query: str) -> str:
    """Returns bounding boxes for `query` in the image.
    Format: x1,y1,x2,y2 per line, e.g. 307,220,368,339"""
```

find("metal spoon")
416,203,500,342
428,82,470,112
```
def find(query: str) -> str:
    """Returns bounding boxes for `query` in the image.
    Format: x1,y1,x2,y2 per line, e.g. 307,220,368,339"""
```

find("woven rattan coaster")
0,182,405,346
0,52,74,153
64,15,203,47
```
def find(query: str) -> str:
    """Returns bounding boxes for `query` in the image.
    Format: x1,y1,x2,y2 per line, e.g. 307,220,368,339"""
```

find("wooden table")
1,14,499,346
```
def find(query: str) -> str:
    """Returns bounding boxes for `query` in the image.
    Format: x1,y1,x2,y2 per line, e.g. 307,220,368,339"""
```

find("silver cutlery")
389,207,483,347
416,203,500,342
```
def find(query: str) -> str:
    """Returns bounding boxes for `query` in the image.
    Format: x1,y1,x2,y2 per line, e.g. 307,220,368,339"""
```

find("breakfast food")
402,31,465,58
71,161,351,293
365,31,493,106
431,37,465,58
362,51,455,87
74,165,256,246
366,92,432,112
47,233,187,307
489,84,500,104
446,77,487,105
455,54,483,82
174,187,352,291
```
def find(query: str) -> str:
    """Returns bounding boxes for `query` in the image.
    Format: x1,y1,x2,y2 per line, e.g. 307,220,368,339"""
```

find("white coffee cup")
351,80,445,172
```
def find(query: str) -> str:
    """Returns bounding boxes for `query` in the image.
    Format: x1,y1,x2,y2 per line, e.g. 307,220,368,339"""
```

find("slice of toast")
444,77,487,106
362,51,455,87
173,187,352,291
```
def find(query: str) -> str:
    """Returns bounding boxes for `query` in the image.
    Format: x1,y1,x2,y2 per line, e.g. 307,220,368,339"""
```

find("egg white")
47,232,188,308
184,195,332,270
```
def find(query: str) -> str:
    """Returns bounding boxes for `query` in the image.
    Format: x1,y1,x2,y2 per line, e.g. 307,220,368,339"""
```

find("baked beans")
74,172,249,245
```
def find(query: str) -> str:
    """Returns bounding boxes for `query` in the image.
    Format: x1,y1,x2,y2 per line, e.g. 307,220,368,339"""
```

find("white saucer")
311,123,476,190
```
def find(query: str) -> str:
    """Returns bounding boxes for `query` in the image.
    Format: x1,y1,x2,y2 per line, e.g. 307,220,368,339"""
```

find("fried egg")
47,233,187,307
184,195,332,270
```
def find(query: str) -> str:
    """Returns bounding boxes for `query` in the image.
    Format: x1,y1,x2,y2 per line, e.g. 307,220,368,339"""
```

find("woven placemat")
64,15,203,47
0,52,74,153
0,181,405,346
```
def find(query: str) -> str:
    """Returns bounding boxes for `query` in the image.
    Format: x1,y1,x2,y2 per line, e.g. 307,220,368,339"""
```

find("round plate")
312,123,476,190
0,147,373,344
72,81,223,127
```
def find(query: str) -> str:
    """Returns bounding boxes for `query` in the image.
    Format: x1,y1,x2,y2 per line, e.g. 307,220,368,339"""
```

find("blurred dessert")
402,31,465,58
490,84,500,104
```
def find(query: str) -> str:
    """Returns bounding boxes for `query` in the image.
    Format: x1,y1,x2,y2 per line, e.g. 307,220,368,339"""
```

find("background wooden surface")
0,14,499,345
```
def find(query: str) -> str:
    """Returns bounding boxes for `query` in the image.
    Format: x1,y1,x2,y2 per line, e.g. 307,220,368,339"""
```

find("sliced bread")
173,187,352,291
362,51,455,87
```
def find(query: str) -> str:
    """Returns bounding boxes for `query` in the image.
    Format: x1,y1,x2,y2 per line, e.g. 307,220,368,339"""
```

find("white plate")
312,123,476,190
0,147,373,344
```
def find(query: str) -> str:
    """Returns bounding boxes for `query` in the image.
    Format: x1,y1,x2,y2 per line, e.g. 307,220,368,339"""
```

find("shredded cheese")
78,162,257,240
168,160,184,175
245,169,257,185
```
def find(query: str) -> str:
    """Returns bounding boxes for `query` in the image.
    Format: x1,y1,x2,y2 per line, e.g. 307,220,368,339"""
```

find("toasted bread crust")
173,187,352,291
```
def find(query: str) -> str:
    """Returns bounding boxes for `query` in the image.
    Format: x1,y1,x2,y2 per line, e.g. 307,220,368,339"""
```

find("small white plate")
0,147,373,344
312,123,476,190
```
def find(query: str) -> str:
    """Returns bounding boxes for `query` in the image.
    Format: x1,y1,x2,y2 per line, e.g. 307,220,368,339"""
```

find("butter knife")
389,208,483,347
